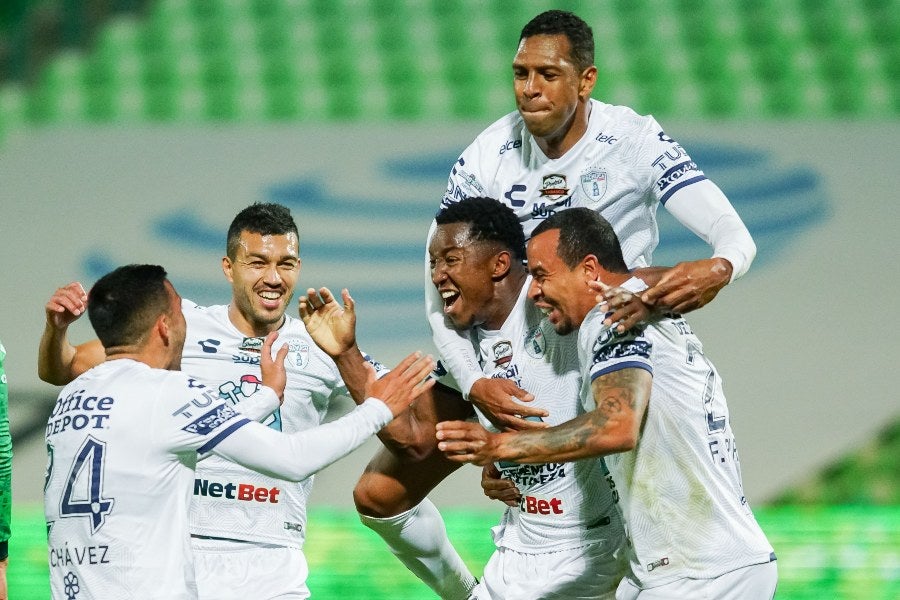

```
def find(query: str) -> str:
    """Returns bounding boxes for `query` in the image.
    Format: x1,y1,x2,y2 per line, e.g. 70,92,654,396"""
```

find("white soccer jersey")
442,98,708,269
44,359,260,599
472,280,624,553
181,300,368,548
577,278,774,589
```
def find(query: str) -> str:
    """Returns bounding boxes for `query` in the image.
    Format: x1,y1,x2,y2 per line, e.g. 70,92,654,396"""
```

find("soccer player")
43,264,435,599
357,9,757,595
433,7,756,415
436,208,777,599
38,203,392,599
428,197,627,598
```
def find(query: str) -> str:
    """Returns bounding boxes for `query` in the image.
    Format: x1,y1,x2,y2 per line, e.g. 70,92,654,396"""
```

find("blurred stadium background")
1,0,898,598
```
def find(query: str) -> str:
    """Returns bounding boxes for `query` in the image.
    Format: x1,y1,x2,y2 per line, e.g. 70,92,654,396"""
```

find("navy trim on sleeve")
197,417,251,455
590,361,653,382
659,175,707,205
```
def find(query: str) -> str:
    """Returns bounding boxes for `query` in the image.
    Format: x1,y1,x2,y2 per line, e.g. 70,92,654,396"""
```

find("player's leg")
355,382,478,600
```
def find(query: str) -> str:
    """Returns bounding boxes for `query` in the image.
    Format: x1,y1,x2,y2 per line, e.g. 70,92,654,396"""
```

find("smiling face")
526,228,595,335
513,33,596,155
222,230,300,336
429,222,507,331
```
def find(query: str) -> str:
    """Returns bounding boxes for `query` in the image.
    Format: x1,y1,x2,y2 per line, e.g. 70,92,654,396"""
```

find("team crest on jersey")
539,174,569,200
581,168,608,201
492,340,513,368
524,327,546,358
289,340,310,369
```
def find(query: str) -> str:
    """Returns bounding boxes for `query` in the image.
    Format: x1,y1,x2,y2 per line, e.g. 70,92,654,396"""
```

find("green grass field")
9,504,900,599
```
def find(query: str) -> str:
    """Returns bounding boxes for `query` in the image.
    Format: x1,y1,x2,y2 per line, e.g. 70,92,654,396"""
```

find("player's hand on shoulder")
45,282,88,329
366,351,435,417
298,287,358,357
260,331,289,403
589,279,652,334
640,258,732,314
469,378,546,432
481,464,521,507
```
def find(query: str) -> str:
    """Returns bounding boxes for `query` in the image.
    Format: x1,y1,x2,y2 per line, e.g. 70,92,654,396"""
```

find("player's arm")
436,366,651,466
212,352,436,481
38,282,105,385
644,179,756,313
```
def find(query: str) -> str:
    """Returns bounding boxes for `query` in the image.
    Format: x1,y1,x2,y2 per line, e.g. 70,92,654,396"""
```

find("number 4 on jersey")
59,436,115,533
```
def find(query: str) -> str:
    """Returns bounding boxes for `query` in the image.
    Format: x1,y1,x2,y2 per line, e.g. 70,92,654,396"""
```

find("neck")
483,268,528,330
104,346,171,370
228,304,284,337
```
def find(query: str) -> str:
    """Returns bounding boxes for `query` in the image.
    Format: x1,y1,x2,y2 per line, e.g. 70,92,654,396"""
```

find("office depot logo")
194,478,281,503
519,495,564,515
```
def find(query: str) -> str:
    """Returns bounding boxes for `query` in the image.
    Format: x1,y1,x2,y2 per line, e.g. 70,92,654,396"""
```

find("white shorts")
192,537,310,600
615,560,778,600
472,538,627,600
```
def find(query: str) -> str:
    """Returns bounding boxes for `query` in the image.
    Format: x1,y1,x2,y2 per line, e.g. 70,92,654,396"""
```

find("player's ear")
222,256,234,283
581,254,601,281
156,312,171,347
491,250,512,280
579,65,597,98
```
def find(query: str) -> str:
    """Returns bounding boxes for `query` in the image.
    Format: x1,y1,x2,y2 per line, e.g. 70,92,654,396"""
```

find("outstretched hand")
589,279,652,334
45,282,88,330
481,464,521,507
260,331,290,403
366,352,436,417
298,287,357,357
435,420,499,466
640,258,732,314
468,378,546,431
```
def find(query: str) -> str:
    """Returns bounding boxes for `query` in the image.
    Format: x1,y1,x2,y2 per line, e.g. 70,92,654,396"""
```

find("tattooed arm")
435,367,652,466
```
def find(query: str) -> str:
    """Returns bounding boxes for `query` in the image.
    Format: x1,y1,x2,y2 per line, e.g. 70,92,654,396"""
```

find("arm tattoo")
499,367,648,463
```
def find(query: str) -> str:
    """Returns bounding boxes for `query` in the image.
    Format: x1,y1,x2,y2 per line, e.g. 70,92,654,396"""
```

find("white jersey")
44,359,259,599
472,280,624,553
577,278,774,588
182,300,367,548
442,98,708,269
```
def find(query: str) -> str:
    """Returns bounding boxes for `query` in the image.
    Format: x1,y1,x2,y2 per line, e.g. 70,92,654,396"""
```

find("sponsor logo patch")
492,340,513,368
182,404,239,435
239,337,264,353
539,174,568,200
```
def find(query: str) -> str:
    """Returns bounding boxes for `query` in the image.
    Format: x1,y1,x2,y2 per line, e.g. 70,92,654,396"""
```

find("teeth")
539,307,551,316
260,291,280,300
441,291,457,299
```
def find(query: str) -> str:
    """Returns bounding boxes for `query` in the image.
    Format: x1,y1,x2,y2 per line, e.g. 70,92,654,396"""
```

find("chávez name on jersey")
498,462,566,487
194,478,281,503
46,390,115,437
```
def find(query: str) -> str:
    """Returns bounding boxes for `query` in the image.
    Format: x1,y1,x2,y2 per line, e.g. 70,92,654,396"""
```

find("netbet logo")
194,478,281,503
519,495,564,515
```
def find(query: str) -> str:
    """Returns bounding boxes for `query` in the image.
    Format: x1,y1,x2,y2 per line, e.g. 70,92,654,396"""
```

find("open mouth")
257,290,283,309
440,289,460,314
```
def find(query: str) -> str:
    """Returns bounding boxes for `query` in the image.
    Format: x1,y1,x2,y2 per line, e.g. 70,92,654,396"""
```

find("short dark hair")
520,10,594,72
532,208,629,273
435,197,526,261
88,264,172,348
226,202,299,259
